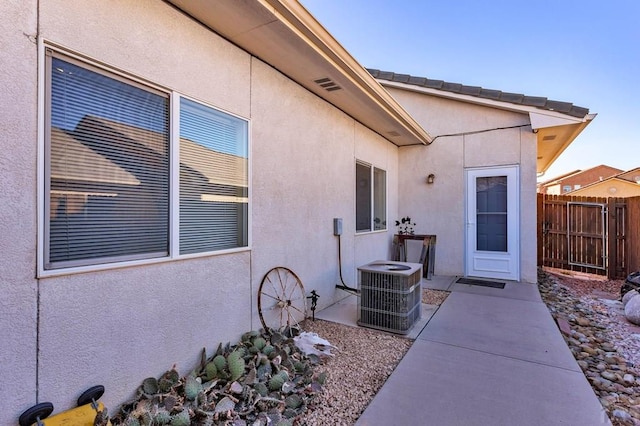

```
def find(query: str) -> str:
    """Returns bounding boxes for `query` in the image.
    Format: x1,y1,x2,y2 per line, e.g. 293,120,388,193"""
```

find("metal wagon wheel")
258,267,307,333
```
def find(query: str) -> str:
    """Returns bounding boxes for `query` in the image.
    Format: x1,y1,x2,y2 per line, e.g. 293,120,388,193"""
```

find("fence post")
537,193,543,267
607,198,617,279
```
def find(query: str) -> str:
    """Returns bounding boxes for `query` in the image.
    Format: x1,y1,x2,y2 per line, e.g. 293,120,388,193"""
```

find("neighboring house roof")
166,0,432,147
616,167,640,184
539,165,623,187
368,69,596,173
569,176,640,197
537,169,582,186
53,115,249,191
537,165,624,194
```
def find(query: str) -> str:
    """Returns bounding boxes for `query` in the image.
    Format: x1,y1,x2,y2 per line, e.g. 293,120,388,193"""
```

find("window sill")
355,229,388,236
37,246,251,279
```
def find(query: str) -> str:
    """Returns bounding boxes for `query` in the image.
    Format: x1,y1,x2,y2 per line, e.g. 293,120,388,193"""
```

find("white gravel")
298,289,449,425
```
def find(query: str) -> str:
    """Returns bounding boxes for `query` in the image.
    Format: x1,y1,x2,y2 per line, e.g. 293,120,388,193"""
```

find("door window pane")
476,176,507,252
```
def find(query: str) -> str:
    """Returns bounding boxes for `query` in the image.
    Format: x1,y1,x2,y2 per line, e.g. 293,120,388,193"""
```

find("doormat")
456,277,505,289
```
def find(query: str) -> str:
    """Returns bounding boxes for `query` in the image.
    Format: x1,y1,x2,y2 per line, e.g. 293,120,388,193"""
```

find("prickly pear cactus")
252,336,267,351
268,370,289,391
111,328,327,425
169,410,190,426
141,377,158,395
212,354,227,372
228,350,246,382
203,361,217,381
184,376,202,401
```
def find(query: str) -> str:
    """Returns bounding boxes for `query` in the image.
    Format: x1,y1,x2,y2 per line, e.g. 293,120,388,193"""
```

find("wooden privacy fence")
537,194,640,279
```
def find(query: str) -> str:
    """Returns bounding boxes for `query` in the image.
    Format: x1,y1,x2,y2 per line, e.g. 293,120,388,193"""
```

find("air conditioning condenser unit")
357,261,422,334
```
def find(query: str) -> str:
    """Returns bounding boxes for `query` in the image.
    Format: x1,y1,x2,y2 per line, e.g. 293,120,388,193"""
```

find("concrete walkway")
326,276,611,426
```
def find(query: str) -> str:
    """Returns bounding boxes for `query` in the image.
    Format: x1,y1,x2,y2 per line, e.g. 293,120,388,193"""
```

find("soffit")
166,0,431,146
535,119,594,174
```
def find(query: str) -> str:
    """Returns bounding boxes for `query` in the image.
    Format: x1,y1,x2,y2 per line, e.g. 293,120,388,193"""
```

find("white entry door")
465,166,519,281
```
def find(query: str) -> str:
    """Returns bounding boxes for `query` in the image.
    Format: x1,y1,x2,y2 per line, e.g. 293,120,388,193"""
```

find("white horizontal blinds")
46,54,170,269
179,98,248,254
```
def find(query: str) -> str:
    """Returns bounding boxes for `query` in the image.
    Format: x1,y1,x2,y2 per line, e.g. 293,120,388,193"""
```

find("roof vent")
387,131,401,137
542,135,557,141
314,77,341,92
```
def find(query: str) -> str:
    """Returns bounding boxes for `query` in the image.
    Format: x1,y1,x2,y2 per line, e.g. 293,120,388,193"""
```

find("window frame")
38,45,251,277
355,160,387,234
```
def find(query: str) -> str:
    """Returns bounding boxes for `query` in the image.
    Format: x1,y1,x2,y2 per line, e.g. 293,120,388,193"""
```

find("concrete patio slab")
356,339,610,426
314,294,439,340
418,291,579,370
422,275,456,291
451,279,542,302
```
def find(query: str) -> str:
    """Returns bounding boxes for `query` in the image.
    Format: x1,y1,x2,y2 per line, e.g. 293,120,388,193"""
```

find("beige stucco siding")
387,88,538,283
35,0,255,414
250,57,397,315
0,1,39,423
40,0,251,119
2,0,400,421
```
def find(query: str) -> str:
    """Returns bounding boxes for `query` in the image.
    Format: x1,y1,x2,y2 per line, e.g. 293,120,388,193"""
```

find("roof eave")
166,0,431,146
536,113,597,174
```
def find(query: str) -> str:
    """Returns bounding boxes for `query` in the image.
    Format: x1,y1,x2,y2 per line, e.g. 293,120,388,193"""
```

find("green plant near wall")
395,216,415,235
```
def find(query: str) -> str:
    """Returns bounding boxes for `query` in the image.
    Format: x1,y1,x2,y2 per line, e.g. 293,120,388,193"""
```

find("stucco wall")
35,0,255,414
250,57,398,316
0,1,39,424
4,0,399,420
387,88,538,283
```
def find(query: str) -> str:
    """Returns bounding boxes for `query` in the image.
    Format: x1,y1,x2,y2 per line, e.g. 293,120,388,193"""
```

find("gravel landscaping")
298,289,449,425
539,269,640,426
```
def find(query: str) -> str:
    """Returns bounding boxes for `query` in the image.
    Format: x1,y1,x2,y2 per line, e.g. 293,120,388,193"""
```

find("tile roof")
367,69,590,119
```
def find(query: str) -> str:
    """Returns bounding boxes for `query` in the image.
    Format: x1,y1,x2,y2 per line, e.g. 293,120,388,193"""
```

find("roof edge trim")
258,0,432,144
379,80,591,122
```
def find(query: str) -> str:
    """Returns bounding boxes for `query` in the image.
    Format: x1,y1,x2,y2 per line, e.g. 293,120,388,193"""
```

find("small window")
356,162,386,232
562,185,572,193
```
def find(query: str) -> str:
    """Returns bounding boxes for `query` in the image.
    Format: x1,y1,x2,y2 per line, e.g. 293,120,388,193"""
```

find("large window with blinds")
43,50,249,271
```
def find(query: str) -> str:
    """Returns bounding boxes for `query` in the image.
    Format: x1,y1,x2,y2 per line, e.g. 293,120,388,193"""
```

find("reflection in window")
179,98,248,254
47,55,169,268
356,162,386,232
44,51,249,271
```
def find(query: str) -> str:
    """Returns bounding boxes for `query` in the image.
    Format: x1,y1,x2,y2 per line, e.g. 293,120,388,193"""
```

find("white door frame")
465,165,520,281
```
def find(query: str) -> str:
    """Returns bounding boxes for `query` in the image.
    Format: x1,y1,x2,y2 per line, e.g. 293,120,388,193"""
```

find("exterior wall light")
426,173,435,184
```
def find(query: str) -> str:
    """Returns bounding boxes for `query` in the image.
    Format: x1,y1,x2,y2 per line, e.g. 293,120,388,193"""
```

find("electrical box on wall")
333,218,343,236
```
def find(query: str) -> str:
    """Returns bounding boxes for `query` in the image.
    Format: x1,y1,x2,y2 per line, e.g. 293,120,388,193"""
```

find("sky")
301,0,639,180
